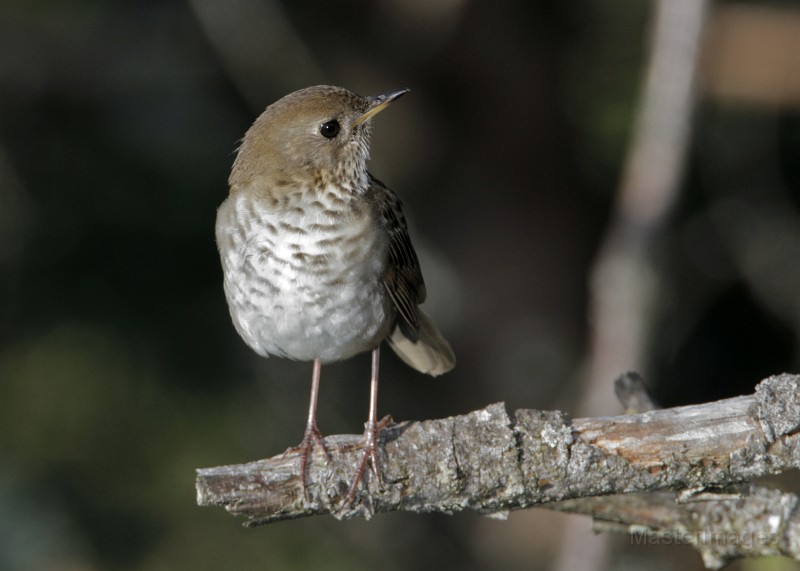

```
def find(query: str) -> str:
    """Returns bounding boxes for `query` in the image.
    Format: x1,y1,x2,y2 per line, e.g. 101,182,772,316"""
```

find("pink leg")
293,358,330,498
342,347,383,507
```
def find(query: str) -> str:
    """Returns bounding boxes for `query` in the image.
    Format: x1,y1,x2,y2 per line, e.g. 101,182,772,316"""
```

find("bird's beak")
353,88,411,126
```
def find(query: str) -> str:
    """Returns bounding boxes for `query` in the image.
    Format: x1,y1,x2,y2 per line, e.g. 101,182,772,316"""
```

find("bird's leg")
289,358,330,499
342,347,384,507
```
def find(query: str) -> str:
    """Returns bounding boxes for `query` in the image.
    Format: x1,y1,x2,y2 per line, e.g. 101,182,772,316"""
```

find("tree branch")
554,486,800,569
196,374,800,565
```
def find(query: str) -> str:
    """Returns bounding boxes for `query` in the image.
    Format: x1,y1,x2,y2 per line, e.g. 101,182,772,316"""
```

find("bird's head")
229,85,409,198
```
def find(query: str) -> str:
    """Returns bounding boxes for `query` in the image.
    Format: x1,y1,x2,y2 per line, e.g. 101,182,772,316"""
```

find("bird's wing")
369,174,426,341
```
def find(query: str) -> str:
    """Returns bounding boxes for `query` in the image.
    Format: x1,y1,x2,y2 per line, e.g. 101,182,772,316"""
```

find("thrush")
215,85,455,505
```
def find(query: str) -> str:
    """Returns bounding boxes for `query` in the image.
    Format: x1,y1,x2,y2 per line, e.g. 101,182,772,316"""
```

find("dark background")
2,1,799,570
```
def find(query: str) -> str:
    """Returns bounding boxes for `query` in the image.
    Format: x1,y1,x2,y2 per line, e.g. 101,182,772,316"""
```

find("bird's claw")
286,423,331,502
338,419,384,512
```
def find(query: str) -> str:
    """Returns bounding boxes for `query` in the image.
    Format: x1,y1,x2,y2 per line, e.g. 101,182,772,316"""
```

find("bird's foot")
375,414,394,431
284,422,331,501
338,414,393,512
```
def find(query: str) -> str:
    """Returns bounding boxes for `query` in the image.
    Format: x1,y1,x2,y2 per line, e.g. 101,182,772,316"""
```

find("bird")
215,85,455,505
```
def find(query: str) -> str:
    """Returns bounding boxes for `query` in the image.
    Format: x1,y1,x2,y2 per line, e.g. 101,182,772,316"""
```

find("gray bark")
196,373,800,568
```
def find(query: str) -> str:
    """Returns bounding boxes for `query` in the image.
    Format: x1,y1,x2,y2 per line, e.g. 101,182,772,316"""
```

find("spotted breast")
215,182,392,363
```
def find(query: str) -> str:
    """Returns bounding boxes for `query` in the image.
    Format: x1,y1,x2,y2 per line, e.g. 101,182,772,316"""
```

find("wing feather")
369,174,426,341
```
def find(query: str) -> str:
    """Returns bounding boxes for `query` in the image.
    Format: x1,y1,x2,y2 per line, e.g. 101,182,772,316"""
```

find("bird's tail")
387,309,455,376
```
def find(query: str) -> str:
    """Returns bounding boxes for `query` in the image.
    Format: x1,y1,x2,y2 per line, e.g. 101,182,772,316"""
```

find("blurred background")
1,0,799,570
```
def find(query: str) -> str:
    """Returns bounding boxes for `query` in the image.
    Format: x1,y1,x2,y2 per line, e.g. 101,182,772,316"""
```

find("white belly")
216,189,391,362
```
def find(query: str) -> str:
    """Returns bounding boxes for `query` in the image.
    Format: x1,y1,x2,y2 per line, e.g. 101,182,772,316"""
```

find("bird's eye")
319,120,341,139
